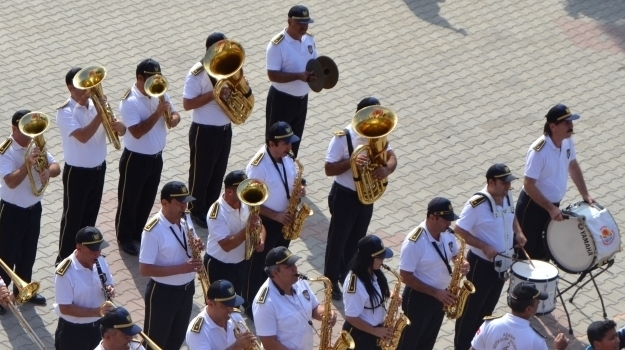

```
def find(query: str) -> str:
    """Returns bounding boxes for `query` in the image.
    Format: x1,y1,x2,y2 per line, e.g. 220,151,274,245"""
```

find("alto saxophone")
282,159,313,240
443,230,476,319
378,264,411,350
185,210,210,300
297,274,355,350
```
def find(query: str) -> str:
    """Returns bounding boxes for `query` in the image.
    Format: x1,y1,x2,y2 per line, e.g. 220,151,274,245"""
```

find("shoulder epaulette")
144,216,159,232
56,258,72,276
57,100,70,110
483,314,502,321
533,137,546,152
232,307,242,313
191,61,204,76
190,316,204,333
120,88,131,100
306,32,313,37
271,33,285,45
251,152,264,166
531,325,546,338
257,287,269,304
409,227,424,242
333,130,346,136
0,139,12,155
208,202,219,220
347,274,357,293
469,194,487,208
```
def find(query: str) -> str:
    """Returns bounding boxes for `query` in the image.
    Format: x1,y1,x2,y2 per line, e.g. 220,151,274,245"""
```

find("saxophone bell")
443,232,476,319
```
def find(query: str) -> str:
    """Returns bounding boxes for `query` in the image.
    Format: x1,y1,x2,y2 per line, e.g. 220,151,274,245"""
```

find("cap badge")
181,185,188,194
285,126,292,133
448,204,453,210
93,233,101,240
228,286,235,295
565,108,570,114
504,166,510,172
126,315,132,322
302,10,308,16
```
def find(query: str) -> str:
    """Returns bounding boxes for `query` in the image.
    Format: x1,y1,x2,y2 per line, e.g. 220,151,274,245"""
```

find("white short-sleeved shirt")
185,308,237,350
456,188,515,262
54,252,114,324
399,222,459,290
182,64,231,126
523,135,576,203
139,211,197,285
471,313,547,350
94,341,145,350
326,124,392,191
253,278,319,350
119,84,174,155
56,98,107,168
266,29,318,97
342,272,386,326
246,146,296,213
206,196,250,264
0,136,56,208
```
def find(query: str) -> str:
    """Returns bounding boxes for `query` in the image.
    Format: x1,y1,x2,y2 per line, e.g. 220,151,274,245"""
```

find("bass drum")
508,260,559,315
544,201,620,273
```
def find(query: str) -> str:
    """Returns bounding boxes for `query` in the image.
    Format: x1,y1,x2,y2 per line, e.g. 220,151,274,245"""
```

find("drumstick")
521,247,536,268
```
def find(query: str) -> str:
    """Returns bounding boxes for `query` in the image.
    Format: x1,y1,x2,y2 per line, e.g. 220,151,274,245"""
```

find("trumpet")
72,65,122,150
18,112,50,196
144,74,172,129
236,179,269,260
233,319,263,350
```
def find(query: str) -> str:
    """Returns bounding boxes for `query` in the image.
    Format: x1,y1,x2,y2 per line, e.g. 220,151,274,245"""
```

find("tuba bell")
204,39,254,125
237,179,269,260
349,105,398,205
18,112,50,196
144,74,173,129
72,65,122,150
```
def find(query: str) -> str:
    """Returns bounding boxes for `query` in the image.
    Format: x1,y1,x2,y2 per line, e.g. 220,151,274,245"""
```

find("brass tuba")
378,264,410,350
204,39,254,124
144,74,173,129
237,179,269,260
72,65,121,150
444,230,476,320
350,106,397,205
282,159,313,240
18,112,50,196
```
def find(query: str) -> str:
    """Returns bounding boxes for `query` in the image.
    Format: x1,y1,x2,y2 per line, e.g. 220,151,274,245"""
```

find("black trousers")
324,182,373,285
56,162,106,265
265,86,308,158
188,122,232,218
342,321,382,350
204,253,248,295
515,190,559,261
0,200,42,293
454,251,506,350
397,287,444,350
116,149,163,244
144,279,195,350
54,318,101,350
242,216,288,317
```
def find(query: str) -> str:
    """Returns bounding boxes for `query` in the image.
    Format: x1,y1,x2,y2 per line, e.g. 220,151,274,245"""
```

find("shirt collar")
9,136,25,150
544,135,558,150
70,251,93,272
131,83,149,99
158,210,179,228
204,308,233,331
219,195,237,213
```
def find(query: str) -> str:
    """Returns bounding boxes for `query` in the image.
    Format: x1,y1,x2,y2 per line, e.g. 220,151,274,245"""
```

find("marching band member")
470,283,568,350
139,181,203,350
453,164,527,350
253,246,336,350
243,121,303,318
0,109,60,310
183,32,234,229
205,170,265,295
324,96,398,300
586,320,625,350
56,66,126,264
342,235,393,350
185,279,257,350
116,58,181,256
516,104,593,260
96,307,145,350
54,227,115,350
265,5,318,157
397,197,468,350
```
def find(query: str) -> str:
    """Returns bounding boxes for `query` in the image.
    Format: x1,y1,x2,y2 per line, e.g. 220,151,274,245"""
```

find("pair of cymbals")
306,56,339,92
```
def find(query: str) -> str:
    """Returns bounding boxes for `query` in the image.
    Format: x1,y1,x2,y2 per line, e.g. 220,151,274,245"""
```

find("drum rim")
510,271,559,283
543,209,598,273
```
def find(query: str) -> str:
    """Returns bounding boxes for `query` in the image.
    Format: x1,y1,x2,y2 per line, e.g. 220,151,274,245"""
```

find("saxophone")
297,274,355,350
282,159,313,240
185,210,210,299
443,230,476,319
378,264,411,350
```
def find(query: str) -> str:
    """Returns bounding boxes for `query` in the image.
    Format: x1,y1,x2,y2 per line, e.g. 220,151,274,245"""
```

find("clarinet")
95,258,115,316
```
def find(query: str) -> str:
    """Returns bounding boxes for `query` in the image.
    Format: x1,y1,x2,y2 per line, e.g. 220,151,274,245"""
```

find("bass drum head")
545,215,596,273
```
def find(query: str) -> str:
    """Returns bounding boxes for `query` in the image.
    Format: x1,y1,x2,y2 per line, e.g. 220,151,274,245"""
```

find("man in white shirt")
470,282,568,350
265,5,318,157
0,109,61,310
56,66,126,264
95,307,145,350
516,104,593,261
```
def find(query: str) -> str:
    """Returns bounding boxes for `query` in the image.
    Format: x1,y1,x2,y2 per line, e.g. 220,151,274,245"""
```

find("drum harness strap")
476,188,515,275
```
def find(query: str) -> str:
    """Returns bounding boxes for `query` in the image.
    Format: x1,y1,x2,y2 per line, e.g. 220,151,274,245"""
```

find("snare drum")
544,201,621,273
508,260,559,315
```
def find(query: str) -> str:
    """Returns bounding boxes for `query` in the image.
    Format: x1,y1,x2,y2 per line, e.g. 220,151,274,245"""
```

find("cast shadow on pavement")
403,0,468,36
1,304,54,350
565,0,625,53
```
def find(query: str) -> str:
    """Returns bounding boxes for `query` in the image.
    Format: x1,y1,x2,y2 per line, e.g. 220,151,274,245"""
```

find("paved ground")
0,0,624,348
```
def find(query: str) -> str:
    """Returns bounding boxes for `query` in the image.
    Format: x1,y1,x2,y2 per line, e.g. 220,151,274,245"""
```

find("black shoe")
0,305,6,315
120,242,139,256
331,282,342,301
192,213,208,229
28,294,46,306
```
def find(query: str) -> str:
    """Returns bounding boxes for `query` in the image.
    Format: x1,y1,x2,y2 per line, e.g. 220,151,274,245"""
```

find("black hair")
507,296,535,313
346,249,389,311
587,320,617,345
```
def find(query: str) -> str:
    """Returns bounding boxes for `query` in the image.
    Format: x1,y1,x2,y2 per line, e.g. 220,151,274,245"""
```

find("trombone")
144,74,172,129
0,258,47,349
18,112,50,196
